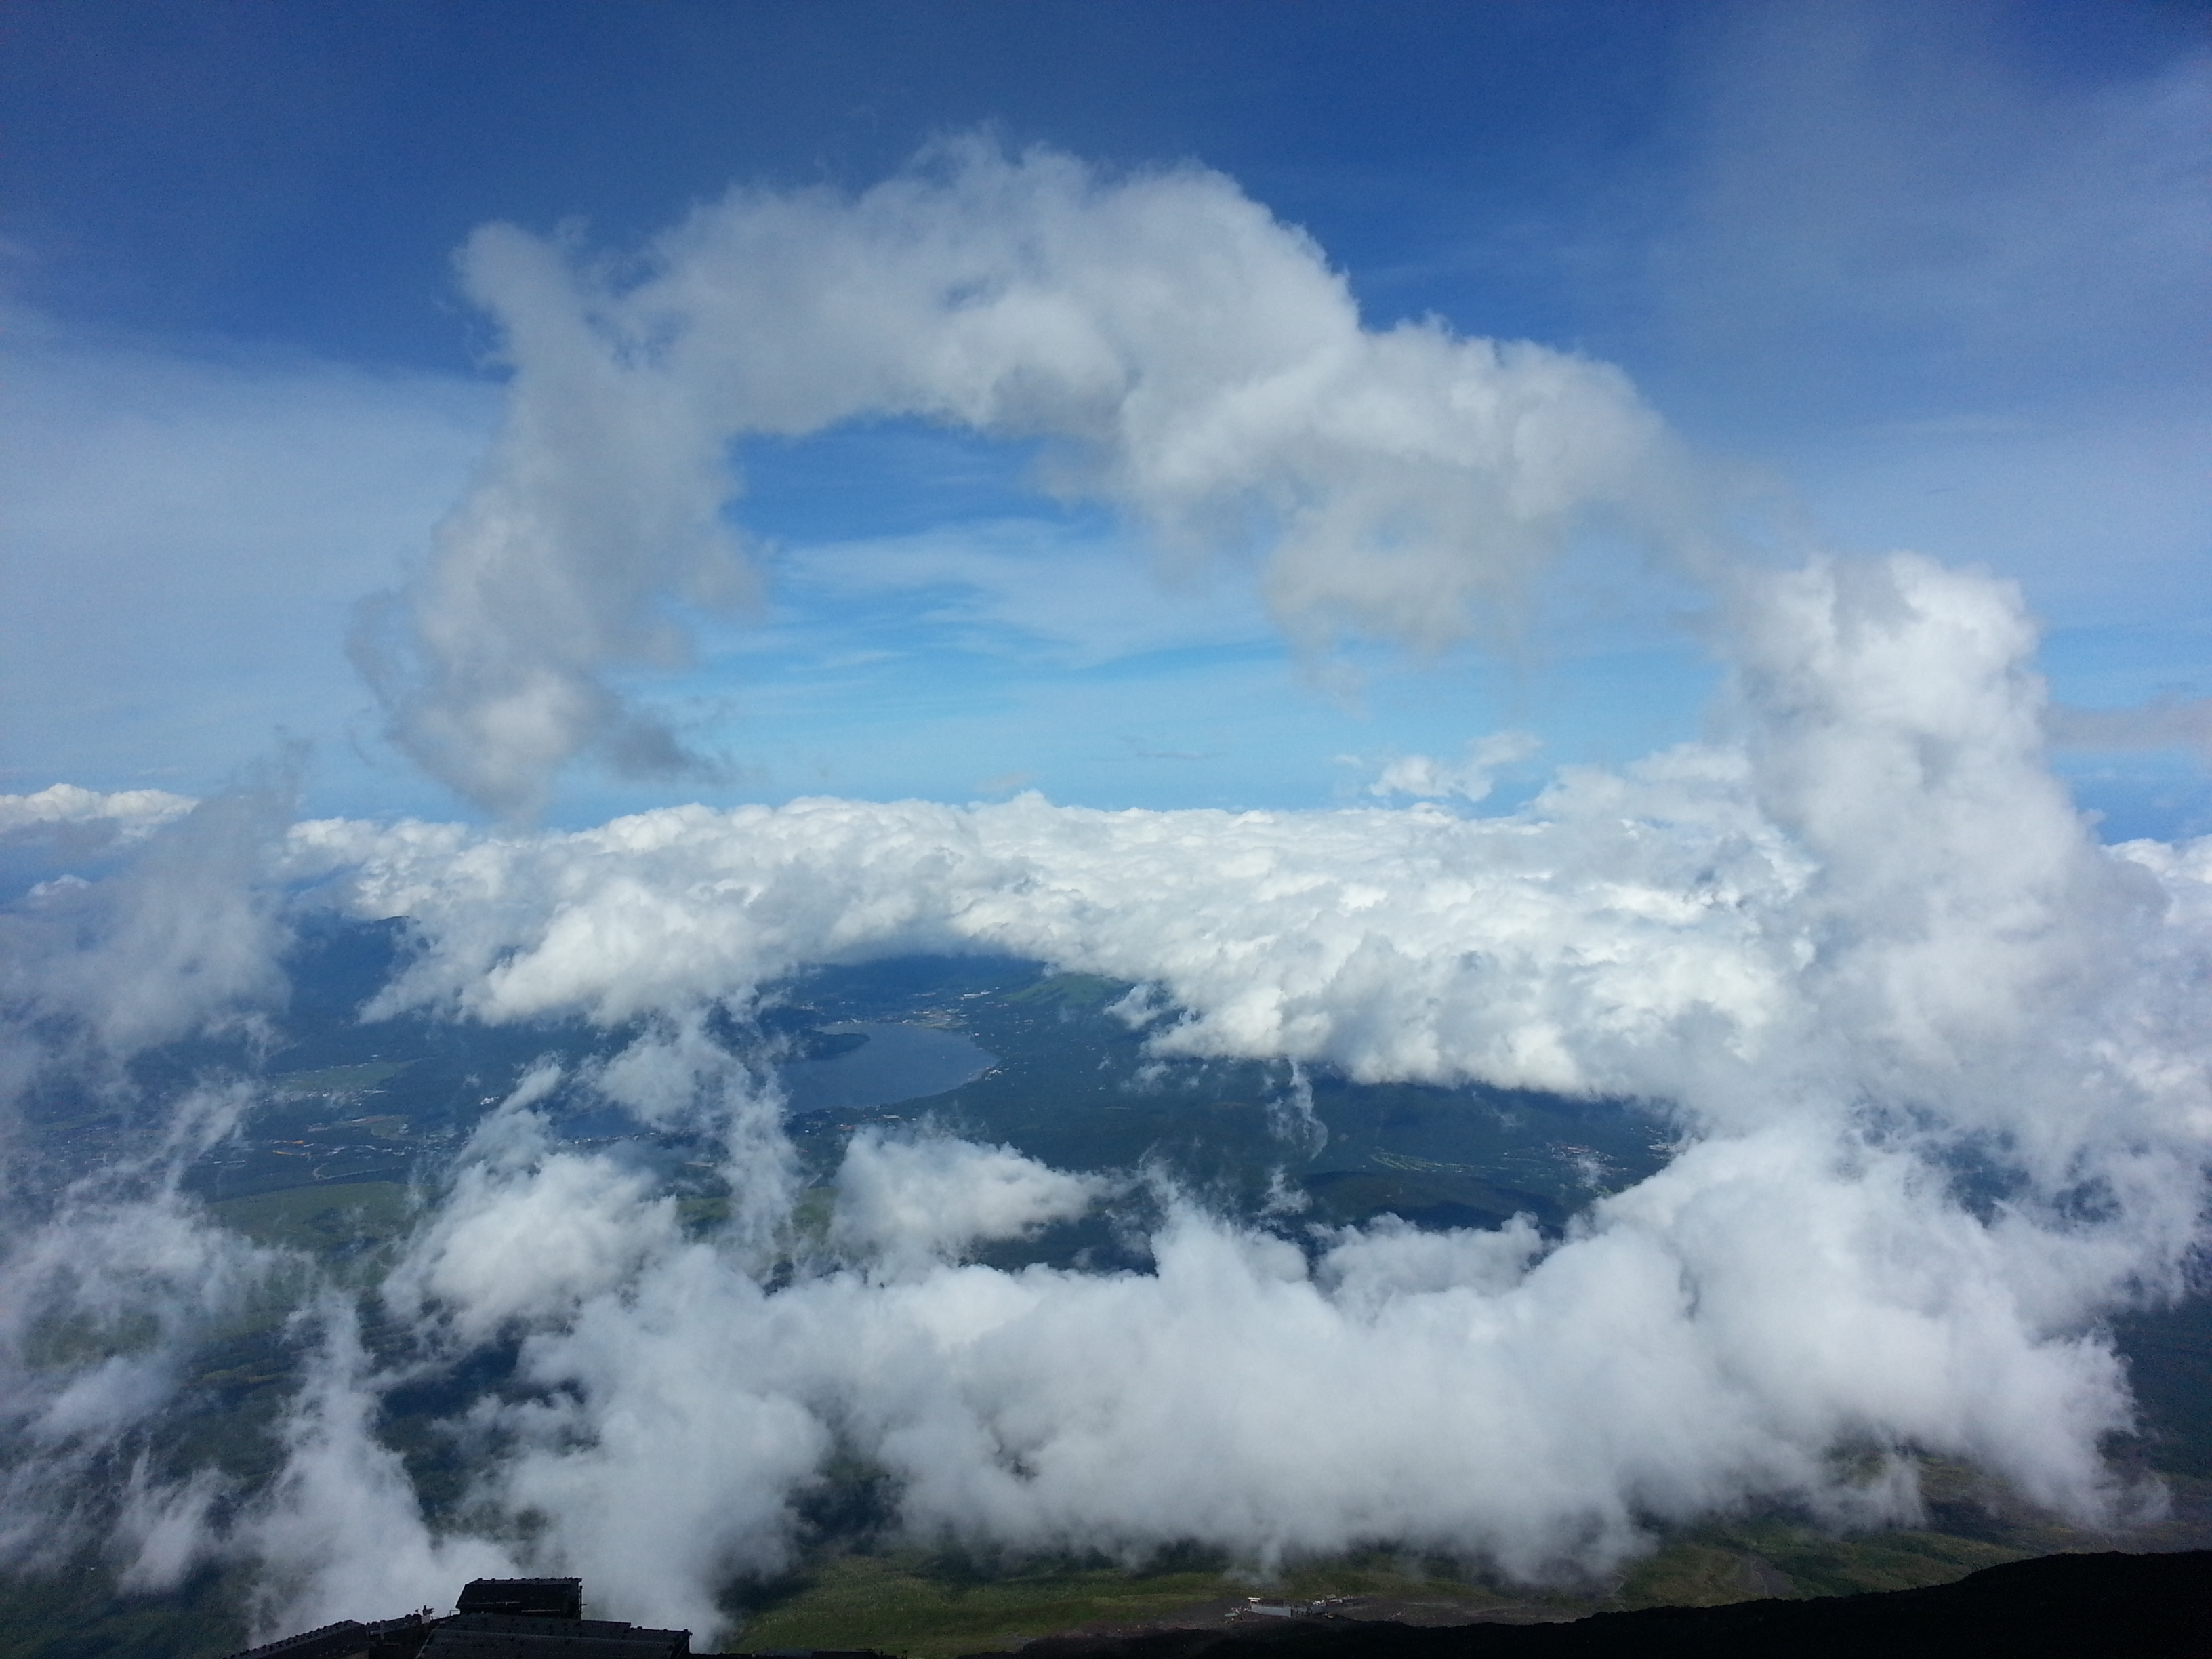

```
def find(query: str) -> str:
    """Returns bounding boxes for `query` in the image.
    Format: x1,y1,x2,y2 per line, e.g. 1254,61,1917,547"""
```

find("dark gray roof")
457,1580,586,1620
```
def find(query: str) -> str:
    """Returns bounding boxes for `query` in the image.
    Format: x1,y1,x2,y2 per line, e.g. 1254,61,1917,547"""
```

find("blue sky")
2,0,2206,832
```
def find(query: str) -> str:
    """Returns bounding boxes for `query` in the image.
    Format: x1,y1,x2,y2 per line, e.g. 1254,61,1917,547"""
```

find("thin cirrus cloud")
764,519,1275,672
1652,3,2211,427
0,317,497,810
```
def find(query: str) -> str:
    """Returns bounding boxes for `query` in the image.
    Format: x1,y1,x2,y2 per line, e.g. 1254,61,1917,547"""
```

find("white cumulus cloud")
360,138,1687,816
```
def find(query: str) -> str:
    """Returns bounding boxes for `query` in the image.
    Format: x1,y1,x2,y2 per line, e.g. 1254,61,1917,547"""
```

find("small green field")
732,1556,1226,1657
729,1457,2212,1657
729,1553,1545,1658
207,1181,414,1255
1613,1523,2022,1610
304,1114,411,1139
732,1527,2045,1658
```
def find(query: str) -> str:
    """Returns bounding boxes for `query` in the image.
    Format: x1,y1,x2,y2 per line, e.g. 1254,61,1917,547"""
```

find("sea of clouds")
1,144,2208,1646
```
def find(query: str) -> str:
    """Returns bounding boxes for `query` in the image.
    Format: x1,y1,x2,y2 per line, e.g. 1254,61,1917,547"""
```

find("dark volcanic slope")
994,1551,2212,1659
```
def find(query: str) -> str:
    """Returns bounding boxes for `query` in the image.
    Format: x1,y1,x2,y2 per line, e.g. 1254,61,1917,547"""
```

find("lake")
779,1021,996,1113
